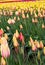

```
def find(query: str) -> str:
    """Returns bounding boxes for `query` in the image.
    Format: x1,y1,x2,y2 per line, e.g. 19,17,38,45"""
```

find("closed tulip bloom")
35,18,38,23
34,13,37,18
30,37,34,45
22,14,25,19
43,47,45,55
19,32,24,41
13,36,19,47
32,44,37,51
4,33,8,40
14,30,19,38
1,57,6,65
26,14,29,18
0,29,4,37
42,24,45,29
6,26,10,30
20,24,23,29
32,18,35,23
1,37,10,58
34,40,40,48
14,17,16,21
39,41,44,48
15,11,19,16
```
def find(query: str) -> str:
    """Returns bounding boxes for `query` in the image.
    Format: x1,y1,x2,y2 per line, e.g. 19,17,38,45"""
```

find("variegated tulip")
32,44,37,51
39,41,44,48
1,37,10,58
7,18,15,24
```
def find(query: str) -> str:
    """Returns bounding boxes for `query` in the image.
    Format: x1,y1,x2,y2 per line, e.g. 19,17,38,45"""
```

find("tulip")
32,18,35,23
32,44,37,51
22,14,26,19
35,18,38,23
39,41,44,48
22,10,24,14
14,17,16,21
14,30,19,38
7,18,15,24
30,37,34,45
4,33,8,40
1,37,10,58
42,24,45,29
13,36,19,47
20,24,23,29
6,26,10,30
1,57,6,65
43,47,45,55
0,29,4,37
3,11,6,16
19,32,24,41
26,14,29,18
34,13,37,18
15,11,19,16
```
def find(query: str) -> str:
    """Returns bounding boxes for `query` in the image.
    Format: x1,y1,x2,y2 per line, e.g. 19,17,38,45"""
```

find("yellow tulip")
43,47,45,55
14,30,19,38
13,36,19,47
1,57,6,65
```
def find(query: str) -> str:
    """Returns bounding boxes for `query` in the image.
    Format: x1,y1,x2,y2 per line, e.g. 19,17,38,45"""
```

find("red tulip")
19,32,24,41
0,29,3,37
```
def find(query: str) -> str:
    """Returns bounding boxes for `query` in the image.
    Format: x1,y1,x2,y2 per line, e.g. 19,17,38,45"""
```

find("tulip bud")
30,37,34,45
42,24,45,29
32,44,37,51
22,14,25,19
0,29,4,37
43,47,45,55
20,24,23,29
14,17,16,21
34,40,40,48
40,41,44,48
4,33,8,40
6,26,10,30
19,32,24,41
14,30,19,38
32,18,35,23
13,36,19,47
26,14,29,18
35,18,38,23
1,57,6,65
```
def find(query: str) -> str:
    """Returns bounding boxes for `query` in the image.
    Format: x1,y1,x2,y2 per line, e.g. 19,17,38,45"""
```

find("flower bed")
0,3,45,65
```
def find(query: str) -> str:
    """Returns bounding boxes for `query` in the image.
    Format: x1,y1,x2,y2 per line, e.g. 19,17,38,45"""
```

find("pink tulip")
1,37,10,58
